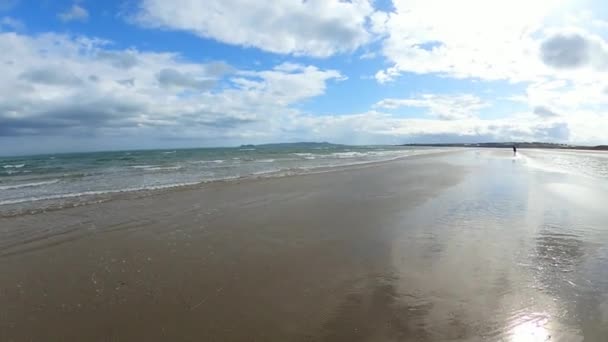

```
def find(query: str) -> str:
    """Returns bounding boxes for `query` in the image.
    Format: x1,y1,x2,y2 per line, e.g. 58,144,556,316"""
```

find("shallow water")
521,149,608,179
0,144,448,209
387,150,608,340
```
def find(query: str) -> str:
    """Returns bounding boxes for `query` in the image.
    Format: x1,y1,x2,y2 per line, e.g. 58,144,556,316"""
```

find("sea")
2,144,607,216
520,148,608,179
0,144,449,214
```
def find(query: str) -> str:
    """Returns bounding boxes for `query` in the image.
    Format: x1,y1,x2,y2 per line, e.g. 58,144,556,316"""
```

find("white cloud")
375,94,489,120
58,4,89,23
0,32,343,143
286,110,577,145
1,30,605,151
373,0,565,82
133,0,375,57
371,1,608,89
363,1,608,146
2,9,608,154
156,68,216,90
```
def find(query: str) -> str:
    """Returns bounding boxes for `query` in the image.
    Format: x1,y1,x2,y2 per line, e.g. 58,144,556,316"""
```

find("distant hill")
400,142,608,151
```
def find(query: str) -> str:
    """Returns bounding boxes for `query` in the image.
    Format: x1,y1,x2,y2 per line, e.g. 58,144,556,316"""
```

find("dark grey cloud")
0,98,145,136
533,106,560,118
540,31,608,70
19,67,82,85
541,32,590,69
157,68,216,90
0,116,67,136
0,93,260,138
97,51,139,69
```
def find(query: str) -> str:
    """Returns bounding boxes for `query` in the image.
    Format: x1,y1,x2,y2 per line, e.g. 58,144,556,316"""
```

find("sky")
1,0,608,155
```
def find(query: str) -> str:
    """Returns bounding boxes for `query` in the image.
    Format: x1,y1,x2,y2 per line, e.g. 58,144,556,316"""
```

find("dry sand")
2,150,608,341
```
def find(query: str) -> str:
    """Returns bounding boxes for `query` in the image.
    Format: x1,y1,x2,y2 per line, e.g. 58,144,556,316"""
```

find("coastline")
1,150,467,341
0,148,460,218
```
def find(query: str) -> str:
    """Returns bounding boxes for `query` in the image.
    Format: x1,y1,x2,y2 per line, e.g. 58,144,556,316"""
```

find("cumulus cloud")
132,0,375,57
369,0,608,92
540,30,608,71
540,32,591,69
2,15,607,154
373,0,557,82
375,94,489,120
96,51,139,69
523,78,608,112
157,68,216,90
0,32,343,141
19,67,82,85
58,4,89,23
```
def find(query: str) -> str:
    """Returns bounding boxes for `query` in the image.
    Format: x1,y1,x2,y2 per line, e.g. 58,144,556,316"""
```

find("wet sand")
2,150,608,341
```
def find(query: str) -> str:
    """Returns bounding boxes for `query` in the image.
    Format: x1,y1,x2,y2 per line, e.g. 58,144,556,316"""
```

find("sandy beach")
2,149,608,341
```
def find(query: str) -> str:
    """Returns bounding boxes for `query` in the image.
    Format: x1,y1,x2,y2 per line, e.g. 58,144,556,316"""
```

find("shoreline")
2,150,468,341
0,149,461,218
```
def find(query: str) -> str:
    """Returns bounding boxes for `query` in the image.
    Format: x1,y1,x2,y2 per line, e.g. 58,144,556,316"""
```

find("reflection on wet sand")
388,150,608,341
320,274,433,341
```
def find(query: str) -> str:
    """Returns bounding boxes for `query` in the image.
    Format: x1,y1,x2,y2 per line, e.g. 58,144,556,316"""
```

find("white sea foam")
131,165,160,169
331,152,366,158
191,159,226,165
3,164,25,169
144,166,182,171
0,179,60,191
0,181,201,206
131,165,182,171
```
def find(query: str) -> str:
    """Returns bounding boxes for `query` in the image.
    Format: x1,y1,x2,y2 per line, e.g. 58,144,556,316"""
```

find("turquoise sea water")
0,144,447,208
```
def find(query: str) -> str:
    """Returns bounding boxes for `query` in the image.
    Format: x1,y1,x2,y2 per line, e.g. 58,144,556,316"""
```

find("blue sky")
1,0,608,155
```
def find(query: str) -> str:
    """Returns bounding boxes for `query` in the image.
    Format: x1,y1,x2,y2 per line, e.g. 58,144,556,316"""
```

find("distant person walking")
513,145,517,155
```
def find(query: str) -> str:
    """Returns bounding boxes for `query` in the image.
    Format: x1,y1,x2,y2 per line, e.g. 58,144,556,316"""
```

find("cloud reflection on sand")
387,149,608,340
